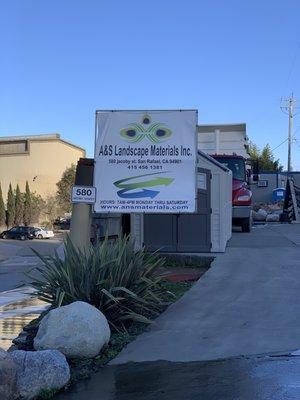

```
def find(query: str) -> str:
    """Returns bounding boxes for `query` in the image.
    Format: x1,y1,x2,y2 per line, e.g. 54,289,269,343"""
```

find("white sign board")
71,186,96,204
94,110,197,213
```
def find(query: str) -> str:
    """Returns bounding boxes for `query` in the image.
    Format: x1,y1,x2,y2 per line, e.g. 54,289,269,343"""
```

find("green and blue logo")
114,172,174,199
114,114,174,199
120,114,172,143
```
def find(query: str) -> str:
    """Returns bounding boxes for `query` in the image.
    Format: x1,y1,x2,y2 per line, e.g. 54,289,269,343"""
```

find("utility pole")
287,96,294,172
281,94,299,172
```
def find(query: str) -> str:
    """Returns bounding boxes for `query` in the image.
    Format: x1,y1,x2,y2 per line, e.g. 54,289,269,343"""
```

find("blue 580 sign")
71,186,96,204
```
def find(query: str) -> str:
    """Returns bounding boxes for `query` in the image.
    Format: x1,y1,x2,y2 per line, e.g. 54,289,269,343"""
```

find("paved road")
0,238,62,292
57,352,300,400
0,237,64,257
111,223,300,364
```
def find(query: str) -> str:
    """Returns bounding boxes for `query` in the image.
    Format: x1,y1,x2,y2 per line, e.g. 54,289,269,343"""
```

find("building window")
0,140,28,155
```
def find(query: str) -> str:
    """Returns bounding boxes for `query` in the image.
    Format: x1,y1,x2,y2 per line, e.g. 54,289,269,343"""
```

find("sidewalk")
111,223,300,364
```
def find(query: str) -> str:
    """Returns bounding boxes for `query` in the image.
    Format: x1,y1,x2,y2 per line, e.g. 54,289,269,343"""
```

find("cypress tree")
0,184,5,227
14,184,23,225
23,181,32,226
7,183,15,227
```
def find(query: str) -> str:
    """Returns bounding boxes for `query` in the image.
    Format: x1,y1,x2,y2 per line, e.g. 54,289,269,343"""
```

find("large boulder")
11,350,70,400
34,301,111,358
0,348,17,400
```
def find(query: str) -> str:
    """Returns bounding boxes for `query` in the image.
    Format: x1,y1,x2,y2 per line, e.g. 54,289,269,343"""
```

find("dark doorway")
122,214,131,235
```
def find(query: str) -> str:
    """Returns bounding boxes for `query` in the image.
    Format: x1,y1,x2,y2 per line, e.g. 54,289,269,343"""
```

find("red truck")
211,154,253,232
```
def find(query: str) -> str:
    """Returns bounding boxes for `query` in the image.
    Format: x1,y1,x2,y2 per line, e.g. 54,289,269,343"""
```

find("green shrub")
14,184,23,225
23,181,32,226
29,235,165,331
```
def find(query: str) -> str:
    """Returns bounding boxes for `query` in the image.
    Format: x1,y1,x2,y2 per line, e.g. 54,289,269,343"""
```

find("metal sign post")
69,159,94,252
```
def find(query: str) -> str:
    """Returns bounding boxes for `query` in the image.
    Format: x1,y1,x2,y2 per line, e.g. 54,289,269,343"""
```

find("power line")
272,132,300,154
271,137,289,152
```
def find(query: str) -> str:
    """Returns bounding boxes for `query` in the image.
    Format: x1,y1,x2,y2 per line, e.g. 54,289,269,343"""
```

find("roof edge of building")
0,133,86,154
0,133,60,141
58,138,86,154
197,123,246,133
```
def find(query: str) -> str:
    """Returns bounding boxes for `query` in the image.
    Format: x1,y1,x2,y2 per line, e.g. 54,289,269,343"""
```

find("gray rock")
11,349,70,400
258,209,268,217
34,301,111,358
266,213,280,222
273,209,283,215
0,348,17,400
252,210,267,221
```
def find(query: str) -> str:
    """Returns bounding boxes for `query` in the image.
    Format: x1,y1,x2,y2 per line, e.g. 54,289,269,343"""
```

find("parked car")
0,226,35,240
53,218,70,230
34,227,54,239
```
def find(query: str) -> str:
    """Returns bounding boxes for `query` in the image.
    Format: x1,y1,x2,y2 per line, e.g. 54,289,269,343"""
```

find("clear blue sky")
1,0,300,169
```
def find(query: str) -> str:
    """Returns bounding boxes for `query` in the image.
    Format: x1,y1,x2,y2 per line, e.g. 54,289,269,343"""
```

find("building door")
143,214,177,252
143,168,211,253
